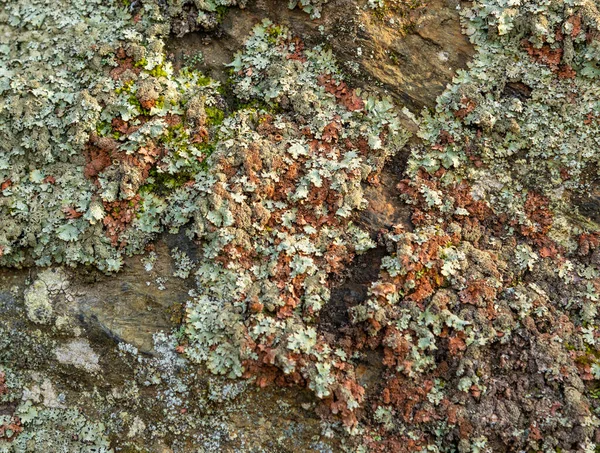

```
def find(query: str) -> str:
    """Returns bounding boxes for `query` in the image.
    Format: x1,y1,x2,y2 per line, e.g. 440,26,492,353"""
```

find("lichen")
183,22,408,410
4,0,600,451
3,402,112,453
288,0,331,19
54,339,101,374
340,1,600,450
159,0,247,37
0,0,226,272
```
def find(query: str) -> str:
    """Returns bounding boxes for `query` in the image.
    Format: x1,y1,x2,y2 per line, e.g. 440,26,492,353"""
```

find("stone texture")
168,0,473,113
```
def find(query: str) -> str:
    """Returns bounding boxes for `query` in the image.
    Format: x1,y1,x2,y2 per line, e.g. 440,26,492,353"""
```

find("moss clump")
205,106,225,125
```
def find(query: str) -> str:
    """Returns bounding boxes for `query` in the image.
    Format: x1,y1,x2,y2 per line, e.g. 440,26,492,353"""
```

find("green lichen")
5,0,600,450
183,20,409,403
2,402,112,453
345,0,600,450
0,0,228,271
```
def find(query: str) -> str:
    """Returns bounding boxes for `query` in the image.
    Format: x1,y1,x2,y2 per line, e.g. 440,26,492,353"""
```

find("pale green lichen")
288,0,330,19
0,0,227,271
54,339,101,374
1,400,111,453
23,268,70,325
23,279,53,325
184,20,408,400
409,0,600,246
345,0,600,450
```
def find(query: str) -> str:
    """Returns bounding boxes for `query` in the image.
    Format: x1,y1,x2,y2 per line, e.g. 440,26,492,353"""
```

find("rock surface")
0,260,343,452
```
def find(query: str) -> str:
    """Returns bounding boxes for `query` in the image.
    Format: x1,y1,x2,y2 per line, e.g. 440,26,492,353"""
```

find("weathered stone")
168,0,473,112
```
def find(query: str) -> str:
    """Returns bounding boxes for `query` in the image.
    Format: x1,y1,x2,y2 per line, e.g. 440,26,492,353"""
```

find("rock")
167,0,473,111
54,339,101,373
0,252,342,452
72,238,192,354
24,279,53,325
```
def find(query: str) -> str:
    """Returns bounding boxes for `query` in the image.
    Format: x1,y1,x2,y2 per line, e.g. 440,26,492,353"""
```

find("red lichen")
102,196,141,246
0,416,22,442
454,97,477,119
317,75,365,112
521,39,563,71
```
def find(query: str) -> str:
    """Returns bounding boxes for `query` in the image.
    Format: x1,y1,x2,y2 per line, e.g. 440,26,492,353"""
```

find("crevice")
319,245,387,336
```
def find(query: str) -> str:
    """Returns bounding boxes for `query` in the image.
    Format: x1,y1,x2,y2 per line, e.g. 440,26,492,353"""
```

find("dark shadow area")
319,245,387,335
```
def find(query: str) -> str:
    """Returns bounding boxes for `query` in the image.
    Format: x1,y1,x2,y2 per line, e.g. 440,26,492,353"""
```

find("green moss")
161,123,185,143
115,80,134,95
140,168,192,196
216,5,228,23
205,106,225,125
589,385,600,400
234,99,282,115
197,74,213,87
148,63,168,78
266,24,284,44
134,58,148,68
96,120,112,137
128,94,143,110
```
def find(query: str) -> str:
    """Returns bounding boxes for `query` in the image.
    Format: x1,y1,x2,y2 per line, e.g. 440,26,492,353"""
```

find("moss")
266,24,284,44
197,74,213,87
115,80,134,95
205,106,225,125
148,63,168,78
95,120,112,137
134,58,148,68
236,99,282,115
128,94,145,112
140,171,190,196
215,5,229,24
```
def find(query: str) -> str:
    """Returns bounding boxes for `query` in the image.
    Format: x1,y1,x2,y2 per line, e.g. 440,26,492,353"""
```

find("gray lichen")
343,0,600,450
0,0,227,271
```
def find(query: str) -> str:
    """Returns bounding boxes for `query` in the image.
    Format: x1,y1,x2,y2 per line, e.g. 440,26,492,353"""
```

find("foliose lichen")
183,22,408,419
5,0,600,451
340,0,600,450
0,0,226,272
